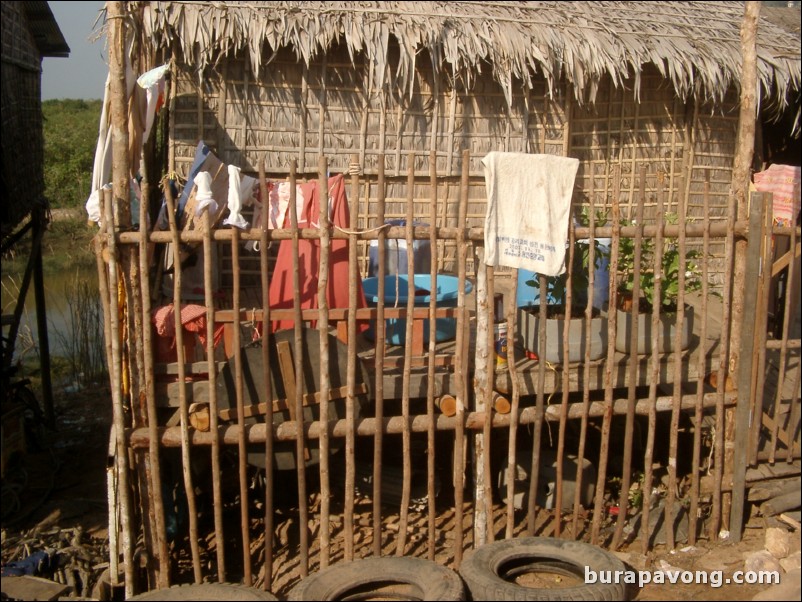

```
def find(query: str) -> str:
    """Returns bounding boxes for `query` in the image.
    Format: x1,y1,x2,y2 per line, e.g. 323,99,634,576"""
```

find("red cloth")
268,174,367,333
152,303,225,349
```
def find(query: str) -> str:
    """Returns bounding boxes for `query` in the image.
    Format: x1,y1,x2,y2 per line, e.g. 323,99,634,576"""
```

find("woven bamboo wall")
1,1,46,239
168,44,740,286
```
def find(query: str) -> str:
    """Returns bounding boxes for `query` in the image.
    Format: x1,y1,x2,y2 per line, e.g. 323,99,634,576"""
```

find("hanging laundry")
753,164,801,227
85,62,168,224
482,152,578,275
223,165,249,229
137,63,169,143
193,171,217,216
267,174,367,333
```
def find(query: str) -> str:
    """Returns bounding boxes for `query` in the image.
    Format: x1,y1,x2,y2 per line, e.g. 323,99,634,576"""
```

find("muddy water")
1,265,99,360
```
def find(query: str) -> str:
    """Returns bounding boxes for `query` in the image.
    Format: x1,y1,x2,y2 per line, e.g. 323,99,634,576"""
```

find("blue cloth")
175,141,212,224
1,550,53,577
156,141,210,230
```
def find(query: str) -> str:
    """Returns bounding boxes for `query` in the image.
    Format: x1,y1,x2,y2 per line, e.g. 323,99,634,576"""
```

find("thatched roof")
138,1,800,112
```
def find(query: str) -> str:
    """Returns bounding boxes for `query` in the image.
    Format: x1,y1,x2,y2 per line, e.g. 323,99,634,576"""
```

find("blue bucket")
361,274,471,345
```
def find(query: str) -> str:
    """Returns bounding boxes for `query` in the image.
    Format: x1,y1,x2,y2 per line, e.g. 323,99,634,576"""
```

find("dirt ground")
2,385,800,601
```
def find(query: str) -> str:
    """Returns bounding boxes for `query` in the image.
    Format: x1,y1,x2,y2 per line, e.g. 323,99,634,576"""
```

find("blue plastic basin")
361,274,471,345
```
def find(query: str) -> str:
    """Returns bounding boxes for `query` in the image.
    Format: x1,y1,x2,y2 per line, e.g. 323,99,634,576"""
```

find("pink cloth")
753,164,801,227
268,174,367,333
152,303,224,349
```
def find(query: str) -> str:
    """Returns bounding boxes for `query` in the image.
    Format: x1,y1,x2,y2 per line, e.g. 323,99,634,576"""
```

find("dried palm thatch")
137,1,800,115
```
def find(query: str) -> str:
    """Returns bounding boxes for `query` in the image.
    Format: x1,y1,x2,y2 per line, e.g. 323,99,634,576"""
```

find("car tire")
287,556,465,600
459,537,627,601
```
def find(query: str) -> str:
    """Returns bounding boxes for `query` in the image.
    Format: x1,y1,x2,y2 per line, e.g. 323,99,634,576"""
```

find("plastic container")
515,237,611,310
361,274,471,345
367,219,431,277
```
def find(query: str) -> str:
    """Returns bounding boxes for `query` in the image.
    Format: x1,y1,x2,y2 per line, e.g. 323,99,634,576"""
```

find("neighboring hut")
124,0,801,283
1,1,69,420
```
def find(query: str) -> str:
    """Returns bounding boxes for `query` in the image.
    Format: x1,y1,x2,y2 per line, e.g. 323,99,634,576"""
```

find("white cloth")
482,152,579,275
85,47,138,224
223,165,249,229
137,63,169,143
193,171,217,216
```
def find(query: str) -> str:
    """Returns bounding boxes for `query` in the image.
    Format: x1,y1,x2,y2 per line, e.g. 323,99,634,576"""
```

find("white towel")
483,152,579,275
223,165,249,229
193,171,218,216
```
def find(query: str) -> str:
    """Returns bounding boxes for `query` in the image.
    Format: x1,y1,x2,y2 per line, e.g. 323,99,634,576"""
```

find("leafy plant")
618,214,702,312
525,207,609,311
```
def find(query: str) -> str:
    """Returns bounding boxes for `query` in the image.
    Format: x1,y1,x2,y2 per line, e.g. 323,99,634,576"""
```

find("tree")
42,99,102,209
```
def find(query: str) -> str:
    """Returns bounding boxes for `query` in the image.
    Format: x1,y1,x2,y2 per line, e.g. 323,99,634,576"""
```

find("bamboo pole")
372,155,387,556
318,155,333,567
526,272,546,537
640,174,666,555
612,165,645,550
426,150,438,560
505,268,521,539
396,154,415,556
453,149,470,568
689,171,712,546
473,247,491,542
162,183,203,582
230,228,253,584
119,221,749,246
572,165,597,538
484,266,496,544
710,164,737,542
95,195,118,589
591,164,621,545
202,181,226,583
555,215,576,537
289,160,310,576
139,153,170,587
107,6,137,590
723,1,760,530
729,193,768,542
665,174,689,550
345,155,360,560
258,158,275,589
128,390,739,448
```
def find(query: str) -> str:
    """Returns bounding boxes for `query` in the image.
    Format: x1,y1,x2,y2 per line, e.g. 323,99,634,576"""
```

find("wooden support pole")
396,154,415,556
139,146,170,588
372,154,387,557
453,149,470,568
32,208,54,427
106,3,135,595
729,192,767,542
723,0,760,530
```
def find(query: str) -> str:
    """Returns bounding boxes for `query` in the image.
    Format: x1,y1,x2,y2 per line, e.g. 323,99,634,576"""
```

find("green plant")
618,214,702,312
525,208,609,311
